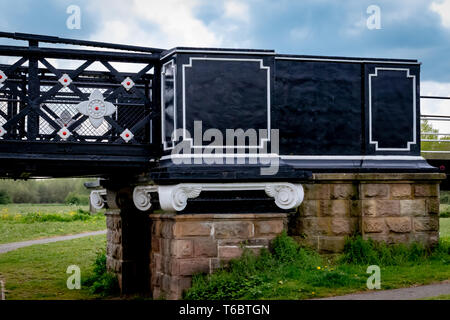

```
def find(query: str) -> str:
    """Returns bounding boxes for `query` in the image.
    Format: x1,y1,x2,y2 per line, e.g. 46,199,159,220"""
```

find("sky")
0,0,449,129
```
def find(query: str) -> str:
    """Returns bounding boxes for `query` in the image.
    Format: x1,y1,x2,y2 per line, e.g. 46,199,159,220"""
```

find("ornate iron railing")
0,32,163,145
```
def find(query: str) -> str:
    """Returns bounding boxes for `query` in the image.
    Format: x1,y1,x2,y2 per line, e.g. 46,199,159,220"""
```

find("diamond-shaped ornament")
121,77,135,91
0,70,7,84
58,74,72,87
0,126,6,137
57,128,72,140
120,129,134,142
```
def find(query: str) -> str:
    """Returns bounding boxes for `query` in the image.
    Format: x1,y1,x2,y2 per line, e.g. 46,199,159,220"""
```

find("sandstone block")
363,218,385,233
331,184,357,200
361,184,389,199
400,199,426,216
174,222,211,237
254,220,284,236
174,258,210,276
414,184,439,197
303,183,330,200
151,237,160,254
386,233,412,244
413,217,439,232
427,199,440,215
330,218,354,235
214,221,252,239
299,217,331,235
193,238,218,257
298,200,319,217
319,200,350,217
318,236,346,253
362,200,400,216
170,239,193,258
390,184,411,199
385,217,412,233
218,246,243,259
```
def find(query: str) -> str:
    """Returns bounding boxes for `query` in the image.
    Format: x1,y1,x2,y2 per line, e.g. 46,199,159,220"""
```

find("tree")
421,120,450,152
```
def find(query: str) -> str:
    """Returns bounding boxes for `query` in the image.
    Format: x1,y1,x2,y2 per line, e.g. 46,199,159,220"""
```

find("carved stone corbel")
90,189,107,210
133,185,158,211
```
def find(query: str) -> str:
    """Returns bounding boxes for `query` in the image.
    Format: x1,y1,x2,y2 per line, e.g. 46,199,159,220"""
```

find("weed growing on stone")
184,232,450,300
83,249,119,297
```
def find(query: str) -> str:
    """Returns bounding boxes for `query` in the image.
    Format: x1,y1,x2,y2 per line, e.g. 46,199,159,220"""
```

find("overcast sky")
1,0,449,129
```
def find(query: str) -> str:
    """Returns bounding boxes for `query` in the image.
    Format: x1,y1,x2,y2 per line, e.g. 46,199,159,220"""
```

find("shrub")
440,211,450,218
1,209,95,223
65,192,89,205
184,232,323,300
270,230,299,262
83,250,119,296
339,236,430,266
0,190,11,204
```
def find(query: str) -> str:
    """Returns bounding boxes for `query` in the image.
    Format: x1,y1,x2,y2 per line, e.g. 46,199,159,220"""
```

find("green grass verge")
0,234,106,300
0,203,90,214
423,294,450,300
0,205,106,244
440,218,450,241
185,231,450,300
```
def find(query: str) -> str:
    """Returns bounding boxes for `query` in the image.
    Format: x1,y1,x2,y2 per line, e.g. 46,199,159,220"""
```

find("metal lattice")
0,34,161,145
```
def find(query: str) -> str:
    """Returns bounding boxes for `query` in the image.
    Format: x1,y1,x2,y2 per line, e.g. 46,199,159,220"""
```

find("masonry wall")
149,213,287,299
104,172,444,298
105,188,151,295
289,173,444,253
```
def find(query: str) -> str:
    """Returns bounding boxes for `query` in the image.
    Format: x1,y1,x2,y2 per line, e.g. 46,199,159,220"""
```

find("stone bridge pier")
96,172,444,299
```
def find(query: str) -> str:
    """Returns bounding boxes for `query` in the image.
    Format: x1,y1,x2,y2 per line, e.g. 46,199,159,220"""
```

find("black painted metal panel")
175,53,274,150
364,64,420,155
273,60,362,155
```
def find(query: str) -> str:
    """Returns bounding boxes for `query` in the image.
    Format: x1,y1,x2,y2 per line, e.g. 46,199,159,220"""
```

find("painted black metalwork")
0,33,437,179
0,33,163,177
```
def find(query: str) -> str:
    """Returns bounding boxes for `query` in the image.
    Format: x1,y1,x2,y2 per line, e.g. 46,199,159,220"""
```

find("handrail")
0,31,165,54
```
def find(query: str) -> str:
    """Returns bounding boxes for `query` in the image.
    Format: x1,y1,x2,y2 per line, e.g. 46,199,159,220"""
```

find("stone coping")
149,213,288,221
311,173,446,182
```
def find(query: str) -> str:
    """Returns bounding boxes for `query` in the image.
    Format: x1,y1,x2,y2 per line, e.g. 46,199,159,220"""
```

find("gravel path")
0,230,107,254
318,281,450,300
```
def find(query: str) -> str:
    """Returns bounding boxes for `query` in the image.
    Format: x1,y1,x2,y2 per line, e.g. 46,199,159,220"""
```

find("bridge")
0,32,164,179
421,96,450,188
0,32,445,298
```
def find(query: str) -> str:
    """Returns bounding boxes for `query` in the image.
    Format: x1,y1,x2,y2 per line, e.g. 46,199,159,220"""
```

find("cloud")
289,27,311,40
223,0,250,23
430,0,450,28
86,0,222,49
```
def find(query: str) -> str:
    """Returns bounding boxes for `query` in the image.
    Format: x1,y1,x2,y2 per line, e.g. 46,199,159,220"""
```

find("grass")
423,294,450,300
0,203,90,214
440,217,450,241
0,204,106,244
0,234,106,299
0,202,448,300
185,231,450,300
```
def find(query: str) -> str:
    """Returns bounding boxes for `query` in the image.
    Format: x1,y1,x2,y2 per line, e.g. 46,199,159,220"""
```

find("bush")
0,209,95,223
339,236,431,266
184,232,323,300
65,192,89,205
440,211,450,218
83,250,119,296
0,178,94,203
0,190,11,204
440,191,450,204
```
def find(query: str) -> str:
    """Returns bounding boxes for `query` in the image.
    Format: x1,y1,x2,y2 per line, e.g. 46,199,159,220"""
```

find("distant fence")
421,95,450,154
